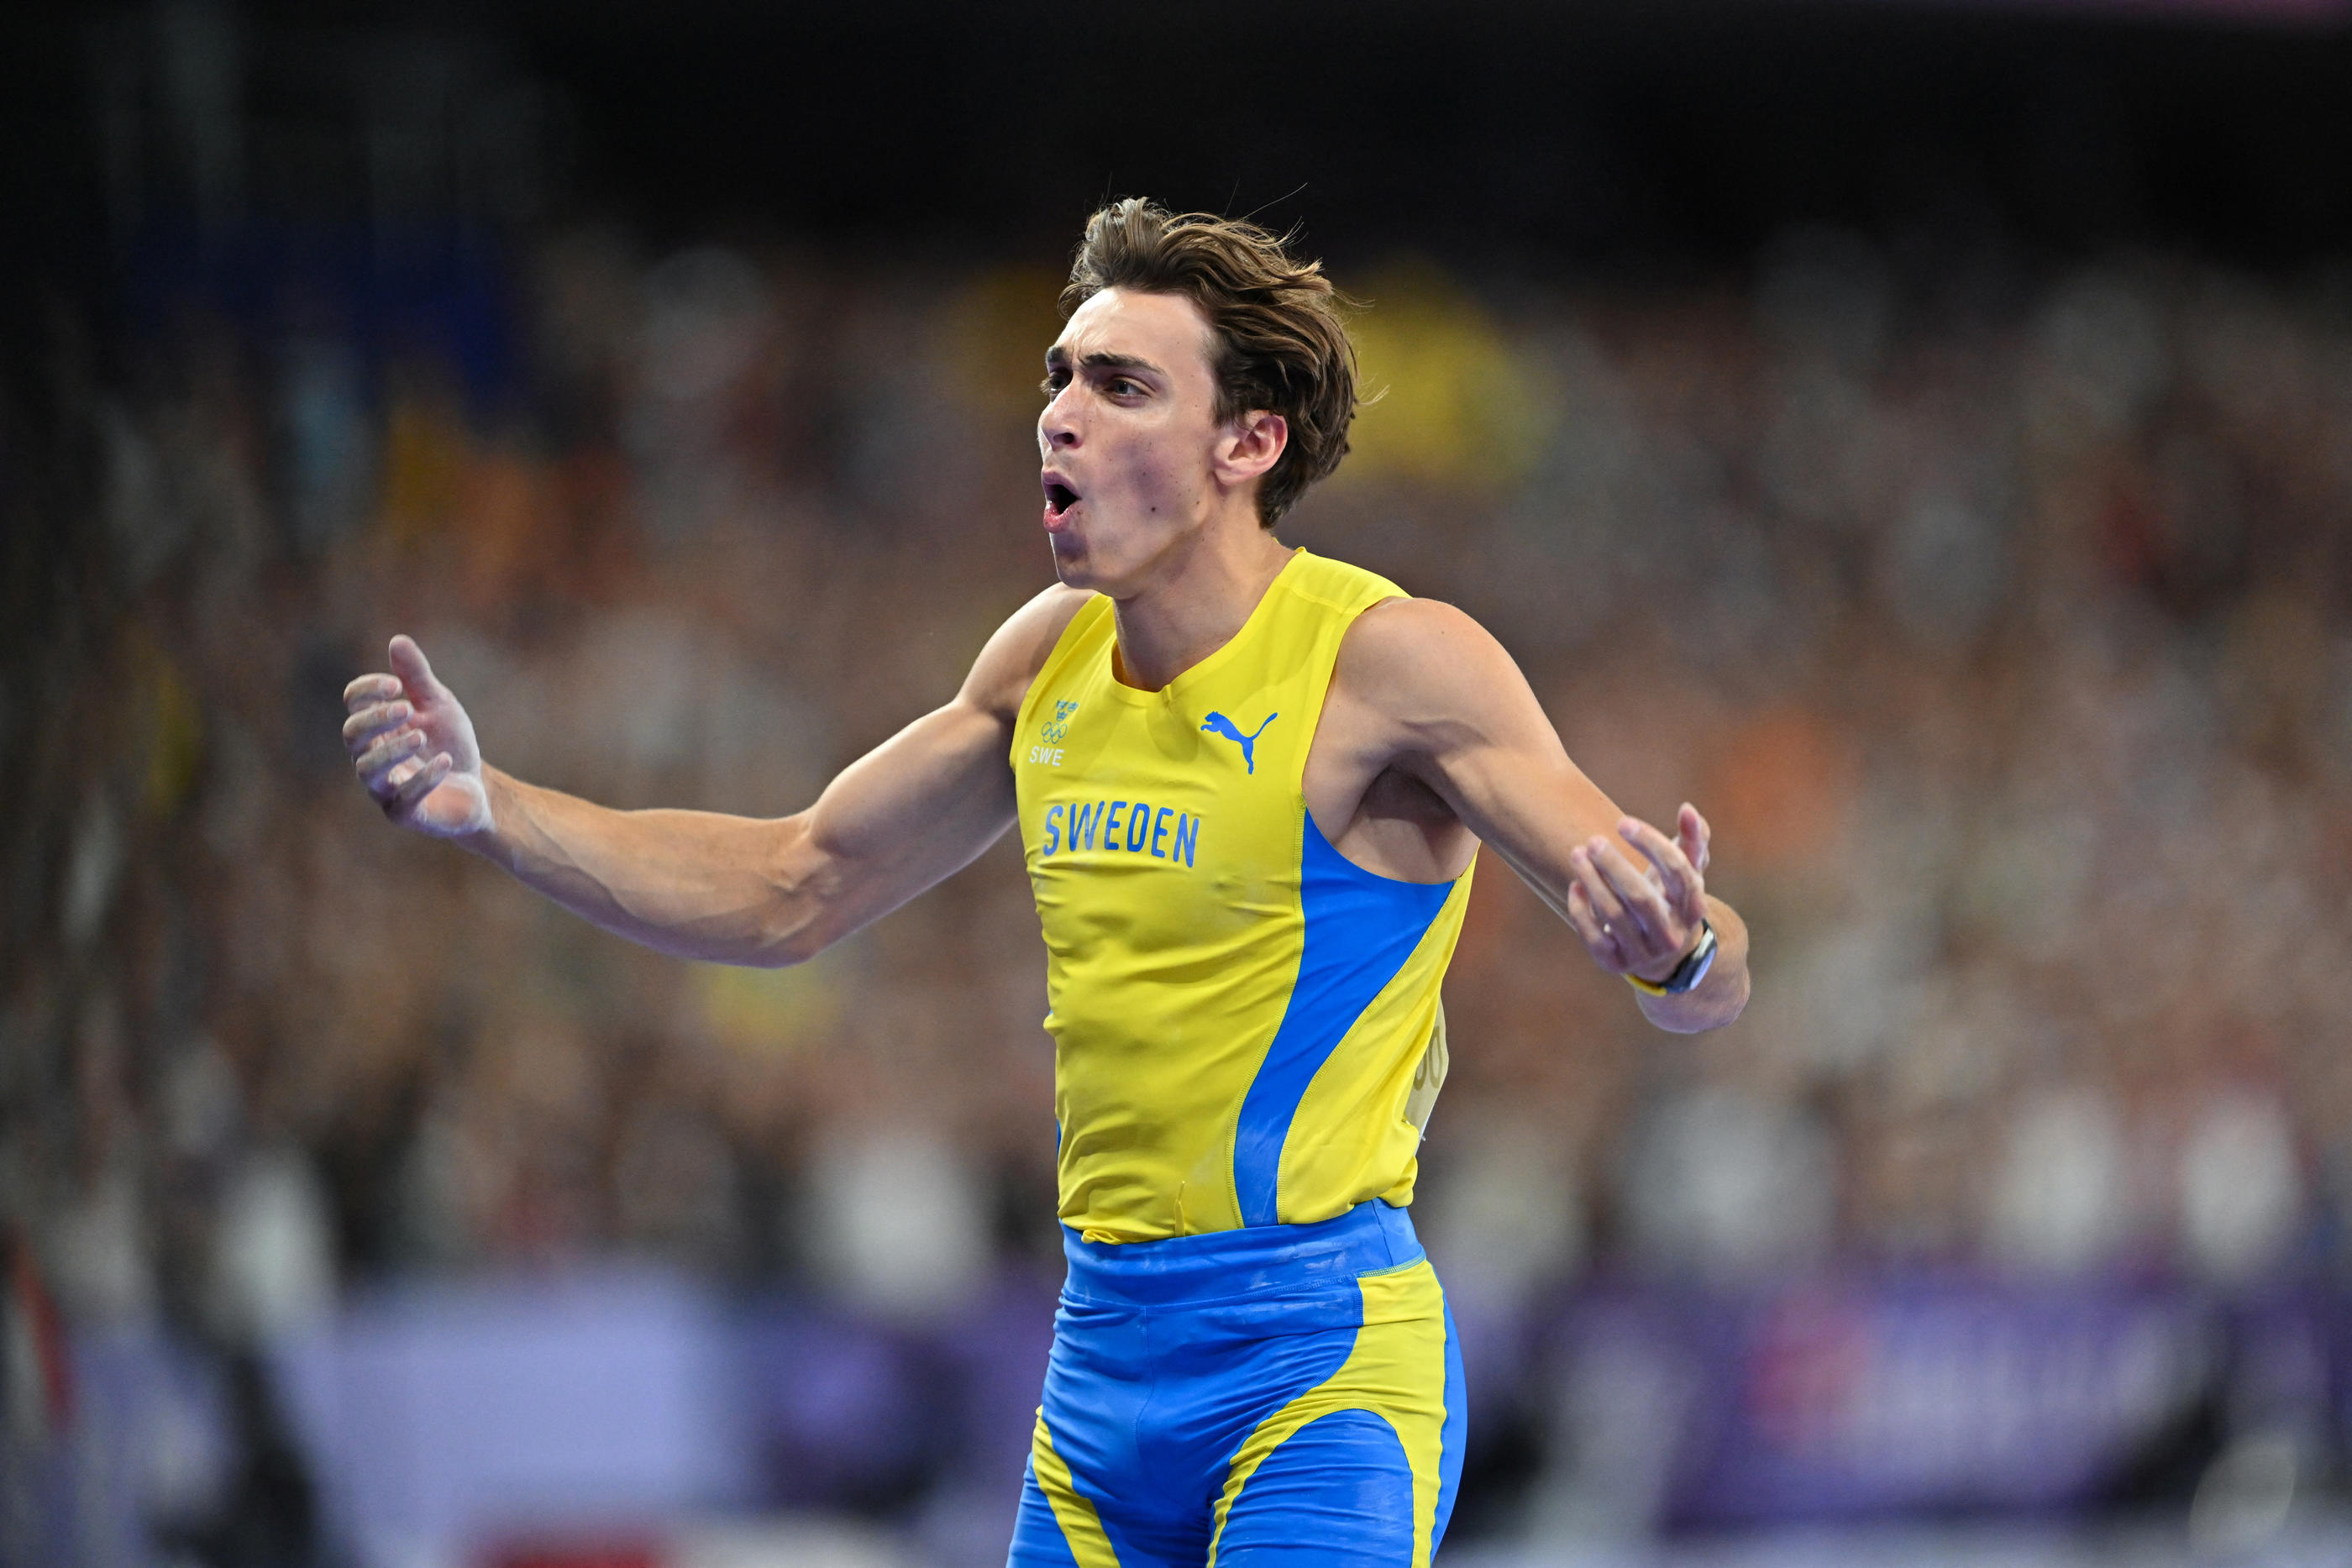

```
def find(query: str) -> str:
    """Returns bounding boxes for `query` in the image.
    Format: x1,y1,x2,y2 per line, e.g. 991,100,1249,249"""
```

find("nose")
1039,385,1080,453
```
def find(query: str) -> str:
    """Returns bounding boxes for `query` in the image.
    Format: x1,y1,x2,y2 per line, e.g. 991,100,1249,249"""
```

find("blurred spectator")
805,1129,990,1320
2177,1089,2306,1283
1620,1084,1838,1279
1988,1083,2136,1275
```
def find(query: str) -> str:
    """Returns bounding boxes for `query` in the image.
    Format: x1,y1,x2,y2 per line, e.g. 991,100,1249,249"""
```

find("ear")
1212,409,1288,490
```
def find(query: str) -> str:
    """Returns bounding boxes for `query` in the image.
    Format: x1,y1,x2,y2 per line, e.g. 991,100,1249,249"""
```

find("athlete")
341,200,1750,1566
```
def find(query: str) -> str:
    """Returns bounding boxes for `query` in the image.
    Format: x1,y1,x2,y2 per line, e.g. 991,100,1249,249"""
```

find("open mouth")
1043,479,1080,517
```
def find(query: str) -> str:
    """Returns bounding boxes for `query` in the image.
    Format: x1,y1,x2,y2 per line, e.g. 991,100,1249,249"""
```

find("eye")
1041,370,1069,398
1106,376,1142,396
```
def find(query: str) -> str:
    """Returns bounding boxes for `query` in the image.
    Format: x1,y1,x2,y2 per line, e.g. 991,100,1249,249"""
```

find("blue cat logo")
1200,711,1278,775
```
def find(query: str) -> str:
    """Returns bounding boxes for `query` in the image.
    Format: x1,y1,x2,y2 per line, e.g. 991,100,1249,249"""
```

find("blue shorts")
1008,1199,1467,1568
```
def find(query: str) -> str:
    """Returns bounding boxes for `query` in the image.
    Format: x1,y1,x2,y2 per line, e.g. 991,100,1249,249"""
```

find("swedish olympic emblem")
1042,700,1079,746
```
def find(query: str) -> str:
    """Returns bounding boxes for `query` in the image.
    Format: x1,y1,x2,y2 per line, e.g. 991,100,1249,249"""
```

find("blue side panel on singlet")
1231,815,1453,1228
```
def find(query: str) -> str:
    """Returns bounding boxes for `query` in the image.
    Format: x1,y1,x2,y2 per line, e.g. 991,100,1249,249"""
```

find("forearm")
470,767,819,967
1635,895,1750,1034
349,604,1054,968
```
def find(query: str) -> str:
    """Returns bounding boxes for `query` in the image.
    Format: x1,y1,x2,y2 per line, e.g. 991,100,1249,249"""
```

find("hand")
341,636,493,838
1564,803,1712,985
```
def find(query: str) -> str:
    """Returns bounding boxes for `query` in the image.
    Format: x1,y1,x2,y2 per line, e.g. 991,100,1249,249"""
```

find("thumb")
387,635,444,700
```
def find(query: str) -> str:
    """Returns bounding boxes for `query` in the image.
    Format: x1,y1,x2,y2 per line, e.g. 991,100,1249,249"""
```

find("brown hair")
1062,198,1359,527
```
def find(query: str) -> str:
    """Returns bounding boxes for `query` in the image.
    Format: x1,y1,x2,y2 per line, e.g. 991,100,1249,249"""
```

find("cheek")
1097,425,1205,520
1130,443,1200,511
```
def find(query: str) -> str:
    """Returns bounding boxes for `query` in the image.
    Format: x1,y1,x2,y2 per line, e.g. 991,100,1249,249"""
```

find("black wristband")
1624,920,1716,997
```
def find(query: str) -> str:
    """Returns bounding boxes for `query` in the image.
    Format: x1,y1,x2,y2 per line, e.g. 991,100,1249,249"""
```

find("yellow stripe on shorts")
1032,1412,1124,1568
1205,1261,1452,1568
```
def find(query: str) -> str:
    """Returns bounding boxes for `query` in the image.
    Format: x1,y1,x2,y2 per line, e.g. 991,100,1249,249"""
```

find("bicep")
780,695,1017,949
773,583,1082,952
1428,724,1625,915
1357,603,1629,911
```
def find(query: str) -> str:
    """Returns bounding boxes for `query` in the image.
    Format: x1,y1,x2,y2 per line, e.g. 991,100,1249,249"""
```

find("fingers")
384,752,454,813
1583,835,1675,947
355,727,428,794
1565,878,1630,971
341,699,412,749
1570,841,1656,973
386,635,442,700
343,672,402,709
1570,808,1717,983
1621,814,1707,926
1618,817,1692,911
1678,803,1712,878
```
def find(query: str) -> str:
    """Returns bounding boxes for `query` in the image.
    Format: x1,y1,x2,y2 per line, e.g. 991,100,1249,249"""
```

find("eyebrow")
1043,346,1168,379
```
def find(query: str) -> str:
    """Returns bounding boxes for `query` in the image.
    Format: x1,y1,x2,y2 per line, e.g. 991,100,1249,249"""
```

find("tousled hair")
1062,199,1359,527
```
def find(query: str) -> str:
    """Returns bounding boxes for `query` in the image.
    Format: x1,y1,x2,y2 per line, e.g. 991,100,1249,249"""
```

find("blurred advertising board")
1543,1277,2344,1527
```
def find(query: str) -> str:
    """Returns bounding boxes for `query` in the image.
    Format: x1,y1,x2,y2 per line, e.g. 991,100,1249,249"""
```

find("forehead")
1053,288,1218,378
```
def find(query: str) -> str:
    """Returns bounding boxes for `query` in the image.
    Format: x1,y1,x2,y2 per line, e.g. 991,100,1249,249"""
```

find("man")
343,200,1749,1566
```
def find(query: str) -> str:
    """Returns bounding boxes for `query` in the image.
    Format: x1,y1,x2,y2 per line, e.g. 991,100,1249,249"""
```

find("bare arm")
1326,599,1751,1032
342,588,1089,968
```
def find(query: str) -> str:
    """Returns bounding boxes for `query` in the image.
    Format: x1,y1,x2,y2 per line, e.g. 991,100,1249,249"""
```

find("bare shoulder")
1332,595,1529,726
960,583,1098,719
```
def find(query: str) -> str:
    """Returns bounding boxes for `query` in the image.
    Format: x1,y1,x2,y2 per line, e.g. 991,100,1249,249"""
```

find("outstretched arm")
341,588,1087,968
1327,599,1751,1033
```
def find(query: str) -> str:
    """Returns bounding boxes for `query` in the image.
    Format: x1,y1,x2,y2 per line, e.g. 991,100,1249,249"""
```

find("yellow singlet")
1013,550,1475,1244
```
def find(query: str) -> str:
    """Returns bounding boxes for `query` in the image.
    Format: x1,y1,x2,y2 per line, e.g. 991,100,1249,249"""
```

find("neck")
1108,513,1295,691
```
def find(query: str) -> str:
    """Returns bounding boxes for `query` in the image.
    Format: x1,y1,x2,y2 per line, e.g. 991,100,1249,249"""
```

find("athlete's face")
1037,289,1280,593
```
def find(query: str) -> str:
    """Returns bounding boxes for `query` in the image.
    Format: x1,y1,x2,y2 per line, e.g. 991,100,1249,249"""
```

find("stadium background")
5,1,2352,1564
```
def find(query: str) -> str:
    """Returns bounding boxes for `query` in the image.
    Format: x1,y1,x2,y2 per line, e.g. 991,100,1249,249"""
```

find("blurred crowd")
6,209,2352,1555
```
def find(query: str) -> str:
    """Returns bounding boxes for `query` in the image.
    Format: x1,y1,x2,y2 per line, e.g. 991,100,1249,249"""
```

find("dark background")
6,1,2352,273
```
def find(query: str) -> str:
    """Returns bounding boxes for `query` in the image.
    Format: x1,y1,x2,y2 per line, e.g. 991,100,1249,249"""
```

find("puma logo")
1200,711,1278,775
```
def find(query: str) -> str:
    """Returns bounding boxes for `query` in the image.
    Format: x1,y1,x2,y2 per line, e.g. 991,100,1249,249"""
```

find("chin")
1047,541,1104,591
1046,519,1170,598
